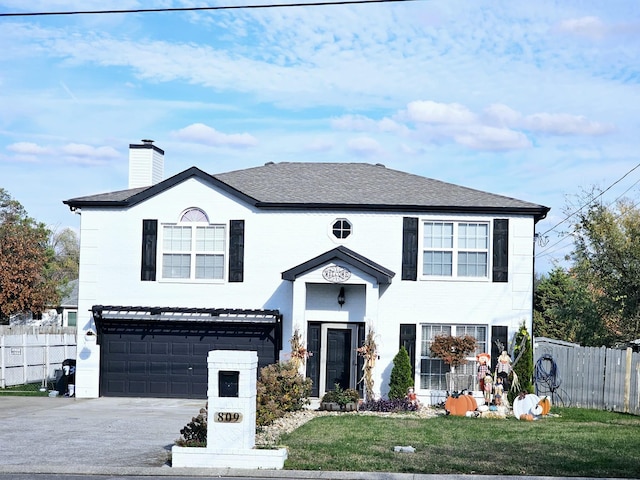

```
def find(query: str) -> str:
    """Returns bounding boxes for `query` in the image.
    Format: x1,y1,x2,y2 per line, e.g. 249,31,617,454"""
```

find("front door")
317,323,358,397
325,328,351,391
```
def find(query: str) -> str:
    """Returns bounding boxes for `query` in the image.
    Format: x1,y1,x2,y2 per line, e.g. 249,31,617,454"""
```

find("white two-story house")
64,140,549,403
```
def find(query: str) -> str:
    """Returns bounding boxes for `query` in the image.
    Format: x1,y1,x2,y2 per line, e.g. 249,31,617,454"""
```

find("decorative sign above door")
322,265,351,283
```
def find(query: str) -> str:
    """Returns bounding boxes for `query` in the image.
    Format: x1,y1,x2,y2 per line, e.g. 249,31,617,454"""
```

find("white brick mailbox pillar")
172,350,288,470
207,350,257,450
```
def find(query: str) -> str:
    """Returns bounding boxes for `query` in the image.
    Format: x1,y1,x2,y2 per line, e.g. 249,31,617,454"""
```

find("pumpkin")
519,413,534,421
538,396,551,415
466,394,478,412
445,394,477,416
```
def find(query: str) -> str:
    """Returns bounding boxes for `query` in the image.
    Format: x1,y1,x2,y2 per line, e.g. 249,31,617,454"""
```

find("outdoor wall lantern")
338,286,346,307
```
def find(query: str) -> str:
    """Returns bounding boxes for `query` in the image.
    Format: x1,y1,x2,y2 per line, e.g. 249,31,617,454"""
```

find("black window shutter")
141,219,157,281
399,324,416,379
228,220,245,282
402,217,418,281
492,219,509,283
306,323,321,397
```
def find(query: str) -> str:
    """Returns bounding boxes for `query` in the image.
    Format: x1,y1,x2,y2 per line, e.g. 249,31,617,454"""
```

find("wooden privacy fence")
534,337,640,416
0,326,77,388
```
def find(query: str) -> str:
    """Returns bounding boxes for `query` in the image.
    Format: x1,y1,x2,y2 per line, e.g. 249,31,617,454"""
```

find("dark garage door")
98,320,278,398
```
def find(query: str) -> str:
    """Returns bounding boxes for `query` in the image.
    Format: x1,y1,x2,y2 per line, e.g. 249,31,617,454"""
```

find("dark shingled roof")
64,162,549,220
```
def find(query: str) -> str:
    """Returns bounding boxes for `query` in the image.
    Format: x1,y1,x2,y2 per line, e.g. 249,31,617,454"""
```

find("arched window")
162,208,225,281
180,208,209,223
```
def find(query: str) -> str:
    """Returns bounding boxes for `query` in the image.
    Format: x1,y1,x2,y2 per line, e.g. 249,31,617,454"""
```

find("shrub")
176,404,208,447
388,346,413,400
509,322,534,403
321,383,359,406
360,398,419,413
256,360,312,427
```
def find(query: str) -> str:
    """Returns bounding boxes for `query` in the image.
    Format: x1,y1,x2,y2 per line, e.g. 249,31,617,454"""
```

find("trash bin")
58,359,76,397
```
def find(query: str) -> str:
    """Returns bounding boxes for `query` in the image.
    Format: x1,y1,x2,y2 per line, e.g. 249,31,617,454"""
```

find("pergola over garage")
92,305,282,398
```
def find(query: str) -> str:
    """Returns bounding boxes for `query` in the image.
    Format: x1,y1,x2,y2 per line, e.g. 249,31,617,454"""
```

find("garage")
93,306,282,398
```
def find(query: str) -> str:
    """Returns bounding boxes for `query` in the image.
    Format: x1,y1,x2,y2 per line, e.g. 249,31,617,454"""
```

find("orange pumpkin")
465,394,478,412
519,413,534,421
445,394,477,416
538,396,551,415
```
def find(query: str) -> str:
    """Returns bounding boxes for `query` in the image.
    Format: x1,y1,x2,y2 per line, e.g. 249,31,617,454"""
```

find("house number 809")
214,412,243,423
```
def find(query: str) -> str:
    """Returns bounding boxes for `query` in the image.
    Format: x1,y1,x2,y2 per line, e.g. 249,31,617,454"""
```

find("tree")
0,189,59,322
534,267,609,346
388,346,413,400
570,198,640,345
49,227,80,285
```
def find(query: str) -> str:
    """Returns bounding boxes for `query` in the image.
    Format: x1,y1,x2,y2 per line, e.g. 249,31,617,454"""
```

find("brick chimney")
128,139,164,188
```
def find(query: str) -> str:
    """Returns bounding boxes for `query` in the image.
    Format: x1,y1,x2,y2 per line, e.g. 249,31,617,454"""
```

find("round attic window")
332,219,352,239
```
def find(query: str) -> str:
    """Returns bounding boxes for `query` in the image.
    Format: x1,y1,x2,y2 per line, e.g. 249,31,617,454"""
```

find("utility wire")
537,161,640,239
536,167,640,261
0,0,419,17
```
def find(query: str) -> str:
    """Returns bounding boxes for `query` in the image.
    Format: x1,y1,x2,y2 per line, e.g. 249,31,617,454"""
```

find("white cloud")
405,101,476,125
346,136,383,157
331,114,378,132
7,142,52,155
172,123,258,148
482,104,523,128
556,16,606,39
453,126,531,151
4,142,118,164
305,137,334,153
59,143,120,165
482,104,614,136
522,113,614,136
331,114,408,135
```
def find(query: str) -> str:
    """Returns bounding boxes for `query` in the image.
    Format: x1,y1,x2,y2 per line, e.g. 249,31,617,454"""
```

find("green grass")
0,382,51,396
280,408,640,477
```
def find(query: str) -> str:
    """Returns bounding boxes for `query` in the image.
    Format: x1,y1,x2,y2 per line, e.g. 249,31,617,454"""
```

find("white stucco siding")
73,177,538,399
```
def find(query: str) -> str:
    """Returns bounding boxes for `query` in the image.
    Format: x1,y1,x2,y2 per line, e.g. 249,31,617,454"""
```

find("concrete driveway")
0,396,204,471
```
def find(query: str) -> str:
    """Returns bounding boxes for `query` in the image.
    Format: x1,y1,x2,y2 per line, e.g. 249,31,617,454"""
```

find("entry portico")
282,246,394,399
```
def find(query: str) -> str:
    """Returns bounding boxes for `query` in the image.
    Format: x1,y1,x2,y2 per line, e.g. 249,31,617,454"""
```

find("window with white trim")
422,221,489,278
161,208,225,280
420,324,487,390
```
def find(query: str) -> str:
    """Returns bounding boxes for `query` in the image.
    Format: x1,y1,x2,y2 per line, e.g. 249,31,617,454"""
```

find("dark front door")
325,328,351,391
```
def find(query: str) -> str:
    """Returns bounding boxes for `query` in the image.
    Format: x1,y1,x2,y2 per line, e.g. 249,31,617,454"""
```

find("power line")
537,161,640,239
536,168,640,262
0,0,419,17
535,235,573,260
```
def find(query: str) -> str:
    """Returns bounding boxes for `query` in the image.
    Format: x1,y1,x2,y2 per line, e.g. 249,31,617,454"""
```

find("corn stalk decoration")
289,327,311,370
356,326,378,401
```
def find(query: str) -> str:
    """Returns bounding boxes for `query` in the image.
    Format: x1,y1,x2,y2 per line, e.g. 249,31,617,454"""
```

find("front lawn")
0,383,51,396
280,407,640,477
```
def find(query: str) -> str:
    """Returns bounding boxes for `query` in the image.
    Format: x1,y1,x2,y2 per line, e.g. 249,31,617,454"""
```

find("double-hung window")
162,208,225,280
420,324,487,390
423,221,489,278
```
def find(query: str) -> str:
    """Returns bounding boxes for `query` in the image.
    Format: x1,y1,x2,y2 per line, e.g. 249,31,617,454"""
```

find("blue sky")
1,0,639,274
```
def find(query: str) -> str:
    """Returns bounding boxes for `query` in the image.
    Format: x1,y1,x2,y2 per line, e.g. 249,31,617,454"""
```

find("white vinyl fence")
534,337,640,416
0,326,77,388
